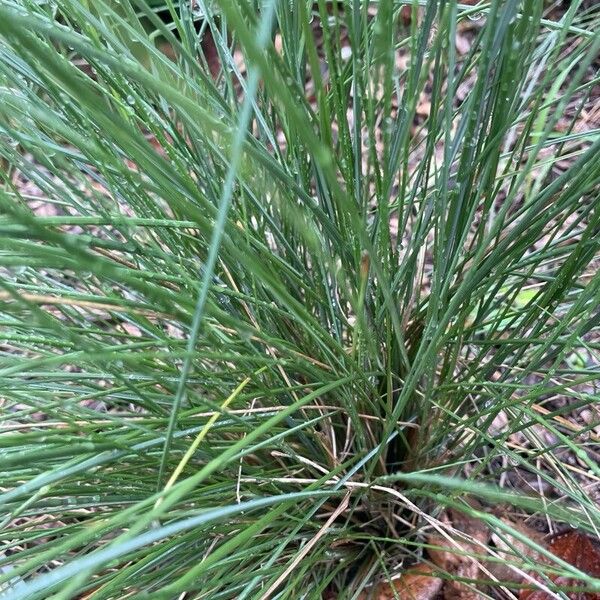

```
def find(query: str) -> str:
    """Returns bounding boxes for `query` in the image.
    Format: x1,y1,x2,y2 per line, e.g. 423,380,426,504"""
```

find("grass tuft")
0,0,599,598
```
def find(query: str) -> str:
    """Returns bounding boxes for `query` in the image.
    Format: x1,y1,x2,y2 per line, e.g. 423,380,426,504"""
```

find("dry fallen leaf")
415,97,432,119
519,531,600,600
489,517,548,584
427,507,489,600
455,33,471,55
359,563,442,600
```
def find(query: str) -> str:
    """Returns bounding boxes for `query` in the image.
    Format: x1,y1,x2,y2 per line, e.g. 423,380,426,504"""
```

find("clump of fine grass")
0,0,599,598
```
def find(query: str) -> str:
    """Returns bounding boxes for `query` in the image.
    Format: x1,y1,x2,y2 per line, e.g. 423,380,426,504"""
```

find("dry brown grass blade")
261,492,351,600
0,292,167,318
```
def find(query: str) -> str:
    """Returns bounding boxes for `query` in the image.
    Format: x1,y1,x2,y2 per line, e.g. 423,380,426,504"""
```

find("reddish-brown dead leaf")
359,563,442,600
400,5,413,27
519,531,600,600
549,532,600,575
